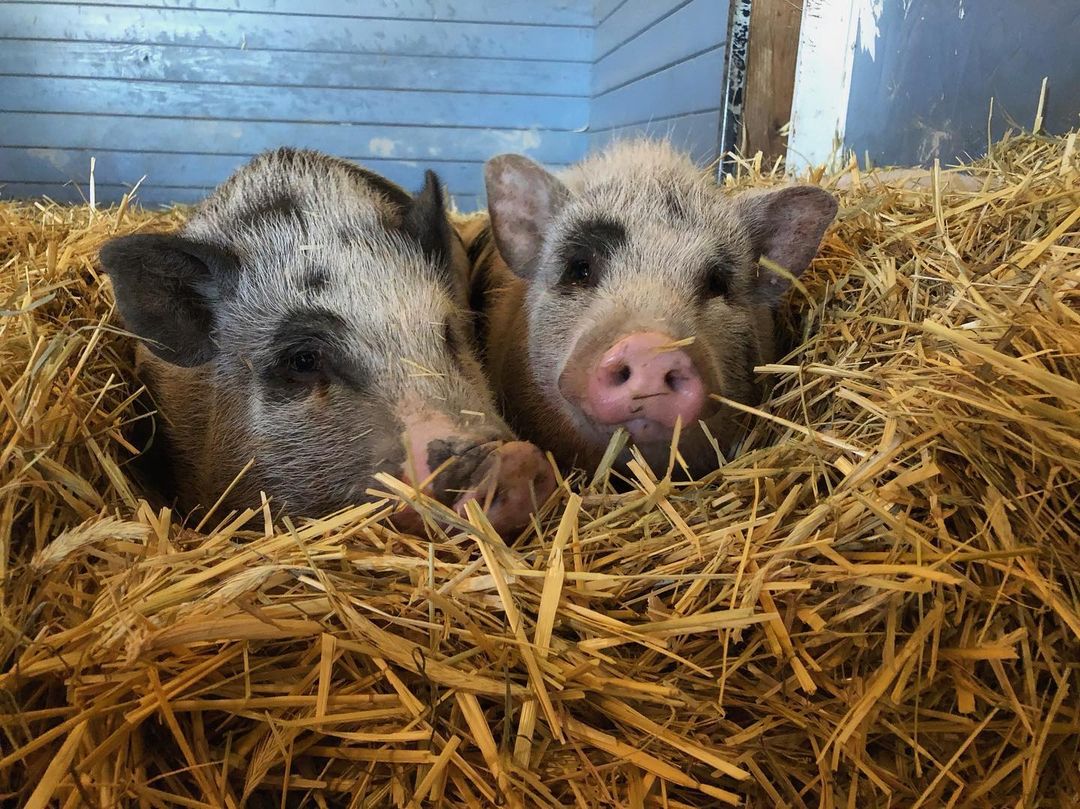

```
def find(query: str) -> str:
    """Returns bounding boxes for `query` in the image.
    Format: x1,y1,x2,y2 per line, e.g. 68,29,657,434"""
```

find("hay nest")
2,133,1079,808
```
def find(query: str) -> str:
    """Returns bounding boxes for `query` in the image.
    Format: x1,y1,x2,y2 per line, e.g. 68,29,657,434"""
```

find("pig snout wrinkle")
456,441,556,534
583,332,706,443
400,418,554,534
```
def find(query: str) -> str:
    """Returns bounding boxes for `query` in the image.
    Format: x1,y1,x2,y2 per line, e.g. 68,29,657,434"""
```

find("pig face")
100,148,554,531
484,140,837,475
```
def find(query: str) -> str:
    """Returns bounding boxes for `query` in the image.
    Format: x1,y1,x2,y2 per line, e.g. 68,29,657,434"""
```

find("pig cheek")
532,293,636,446
446,364,502,428
260,388,394,497
528,291,590,398
697,301,754,398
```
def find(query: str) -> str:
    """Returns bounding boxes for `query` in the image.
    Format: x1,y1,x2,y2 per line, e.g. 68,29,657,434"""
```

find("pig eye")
284,349,323,382
561,257,593,288
704,264,731,299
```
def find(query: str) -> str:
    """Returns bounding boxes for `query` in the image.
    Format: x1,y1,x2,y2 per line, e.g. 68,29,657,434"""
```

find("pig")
98,148,555,532
460,139,837,478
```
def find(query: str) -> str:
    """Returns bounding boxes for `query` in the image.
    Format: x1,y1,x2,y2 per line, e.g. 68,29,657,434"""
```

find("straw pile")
1,132,1078,808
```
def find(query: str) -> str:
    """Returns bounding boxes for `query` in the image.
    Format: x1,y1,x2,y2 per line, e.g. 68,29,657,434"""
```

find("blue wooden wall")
0,1,730,209
0,1,593,210
589,0,730,165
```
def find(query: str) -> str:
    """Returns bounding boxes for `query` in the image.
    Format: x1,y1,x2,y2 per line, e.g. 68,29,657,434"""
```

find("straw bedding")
1,132,1078,808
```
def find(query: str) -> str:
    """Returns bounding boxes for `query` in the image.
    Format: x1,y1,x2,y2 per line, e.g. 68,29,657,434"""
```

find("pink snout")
583,332,706,443
455,441,557,533
398,416,555,534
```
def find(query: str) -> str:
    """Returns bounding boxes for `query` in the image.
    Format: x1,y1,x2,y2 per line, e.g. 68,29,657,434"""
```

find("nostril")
664,370,681,392
613,364,631,385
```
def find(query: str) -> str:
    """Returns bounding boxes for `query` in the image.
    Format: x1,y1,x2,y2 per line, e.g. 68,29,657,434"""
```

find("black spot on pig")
425,437,495,503
565,217,627,258
301,266,329,292
260,307,366,402
663,187,693,222
270,307,350,352
238,191,305,232
555,216,627,291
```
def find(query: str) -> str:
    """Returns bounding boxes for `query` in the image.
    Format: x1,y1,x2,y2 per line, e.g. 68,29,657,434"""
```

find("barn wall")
588,0,731,164
0,1,593,210
843,0,1080,167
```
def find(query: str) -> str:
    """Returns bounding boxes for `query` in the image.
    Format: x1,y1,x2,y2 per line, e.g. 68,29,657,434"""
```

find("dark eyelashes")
553,216,627,292
703,262,731,299
559,254,595,288
272,335,329,362
702,247,741,300
283,347,323,382
270,340,328,384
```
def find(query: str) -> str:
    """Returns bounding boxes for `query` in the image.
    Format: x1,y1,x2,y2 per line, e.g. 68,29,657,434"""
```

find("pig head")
99,148,554,532
469,140,837,476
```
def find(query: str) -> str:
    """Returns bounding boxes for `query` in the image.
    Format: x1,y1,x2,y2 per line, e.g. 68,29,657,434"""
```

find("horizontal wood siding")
5,4,590,59
0,41,591,96
22,0,593,27
1,77,588,129
588,0,729,165
1,2,734,205
0,1,592,209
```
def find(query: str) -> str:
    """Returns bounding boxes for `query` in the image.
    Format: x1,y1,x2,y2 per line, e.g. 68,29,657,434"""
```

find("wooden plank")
588,110,722,166
787,0,859,171
0,76,589,130
718,0,751,161
0,4,591,60
0,40,591,97
0,147,503,197
0,181,484,212
29,0,594,26
0,113,584,165
592,0,727,95
589,48,726,131
742,0,805,160
594,0,679,60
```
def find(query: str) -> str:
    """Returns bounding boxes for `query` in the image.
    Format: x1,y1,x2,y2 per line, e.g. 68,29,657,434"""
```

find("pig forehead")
303,241,451,320
567,180,746,241
233,238,452,342
557,198,748,262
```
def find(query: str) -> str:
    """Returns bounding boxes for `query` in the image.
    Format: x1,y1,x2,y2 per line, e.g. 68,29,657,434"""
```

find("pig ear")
738,186,838,305
484,154,569,279
99,233,235,367
404,170,454,270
